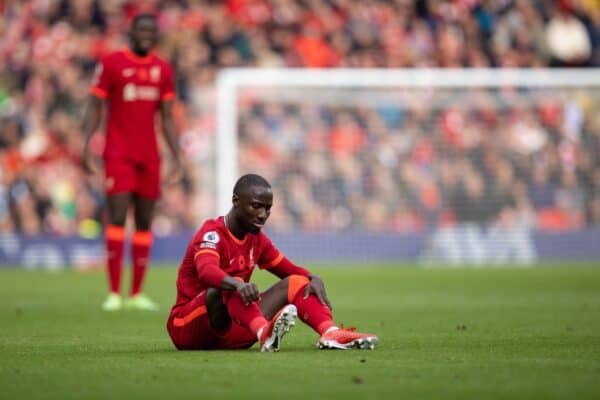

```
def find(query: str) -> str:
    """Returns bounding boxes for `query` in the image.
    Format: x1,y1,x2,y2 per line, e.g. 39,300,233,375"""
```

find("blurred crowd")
1,0,599,236
238,87,600,233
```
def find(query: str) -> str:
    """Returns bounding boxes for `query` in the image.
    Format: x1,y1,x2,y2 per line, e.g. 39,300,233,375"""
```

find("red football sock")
105,225,125,294
226,292,268,335
288,275,335,335
131,230,153,296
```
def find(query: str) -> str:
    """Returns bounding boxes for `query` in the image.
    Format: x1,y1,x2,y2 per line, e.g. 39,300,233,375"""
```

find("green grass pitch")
1,264,599,400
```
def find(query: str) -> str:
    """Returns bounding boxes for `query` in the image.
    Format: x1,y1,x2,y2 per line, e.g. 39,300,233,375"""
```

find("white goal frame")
216,68,600,214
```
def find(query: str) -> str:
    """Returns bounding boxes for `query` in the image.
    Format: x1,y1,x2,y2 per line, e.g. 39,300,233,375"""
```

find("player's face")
131,18,158,55
235,185,273,234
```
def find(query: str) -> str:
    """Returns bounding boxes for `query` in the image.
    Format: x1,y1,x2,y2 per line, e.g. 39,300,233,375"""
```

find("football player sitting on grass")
167,174,378,351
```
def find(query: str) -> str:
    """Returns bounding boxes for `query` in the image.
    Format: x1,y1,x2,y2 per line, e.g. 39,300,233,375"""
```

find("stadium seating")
1,0,599,236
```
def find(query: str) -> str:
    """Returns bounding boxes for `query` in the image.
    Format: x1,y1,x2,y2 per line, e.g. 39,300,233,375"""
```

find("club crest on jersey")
249,248,255,267
150,66,161,82
202,231,220,244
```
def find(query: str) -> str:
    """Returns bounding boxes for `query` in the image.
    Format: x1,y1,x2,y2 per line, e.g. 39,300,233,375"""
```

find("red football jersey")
90,48,175,162
172,216,284,309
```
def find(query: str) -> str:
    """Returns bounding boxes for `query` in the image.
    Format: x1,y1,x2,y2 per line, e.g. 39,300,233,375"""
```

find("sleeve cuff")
259,253,284,270
194,248,220,261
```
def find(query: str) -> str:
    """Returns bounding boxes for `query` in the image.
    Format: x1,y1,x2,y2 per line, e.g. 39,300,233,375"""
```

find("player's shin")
225,292,268,336
131,230,153,296
105,224,125,294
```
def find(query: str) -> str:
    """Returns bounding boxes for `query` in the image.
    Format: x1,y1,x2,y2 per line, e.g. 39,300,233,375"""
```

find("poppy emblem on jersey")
202,231,220,244
238,255,246,269
122,68,135,77
138,69,148,80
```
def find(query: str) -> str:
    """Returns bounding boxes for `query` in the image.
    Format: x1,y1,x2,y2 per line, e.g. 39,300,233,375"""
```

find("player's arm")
81,94,104,174
159,62,182,184
264,256,310,279
159,99,183,184
259,239,332,309
82,60,109,174
194,247,260,305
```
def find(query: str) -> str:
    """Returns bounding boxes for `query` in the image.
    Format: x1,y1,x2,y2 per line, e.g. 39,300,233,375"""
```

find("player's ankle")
257,320,271,341
317,320,337,335
323,326,339,335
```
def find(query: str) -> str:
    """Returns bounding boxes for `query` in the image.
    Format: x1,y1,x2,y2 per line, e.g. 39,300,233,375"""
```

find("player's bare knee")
206,288,221,303
108,212,127,226
206,288,231,333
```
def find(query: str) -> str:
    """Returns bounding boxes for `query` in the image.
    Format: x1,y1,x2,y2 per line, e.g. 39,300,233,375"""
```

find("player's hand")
304,274,332,310
235,281,260,305
165,159,183,185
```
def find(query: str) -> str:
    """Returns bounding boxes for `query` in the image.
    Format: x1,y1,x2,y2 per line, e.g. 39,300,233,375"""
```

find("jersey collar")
221,215,248,245
123,48,155,64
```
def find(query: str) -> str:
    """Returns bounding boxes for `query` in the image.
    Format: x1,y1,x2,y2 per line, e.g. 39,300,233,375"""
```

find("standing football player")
166,174,378,351
82,14,181,311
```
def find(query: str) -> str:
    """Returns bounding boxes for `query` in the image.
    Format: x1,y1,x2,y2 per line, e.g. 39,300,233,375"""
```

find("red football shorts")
104,158,160,199
167,291,257,350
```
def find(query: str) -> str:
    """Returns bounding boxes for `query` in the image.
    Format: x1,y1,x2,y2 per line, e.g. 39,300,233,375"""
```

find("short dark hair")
131,13,157,29
233,174,271,196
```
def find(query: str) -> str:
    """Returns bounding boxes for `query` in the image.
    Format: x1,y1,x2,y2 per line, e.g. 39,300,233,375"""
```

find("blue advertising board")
1,229,599,269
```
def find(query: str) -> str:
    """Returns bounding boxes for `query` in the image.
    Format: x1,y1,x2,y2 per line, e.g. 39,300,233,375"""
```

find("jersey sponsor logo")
199,242,216,249
122,83,160,101
136,85,159,100
122,68,135,77
123,83,136,101
150,66,161,82
202,231,220,244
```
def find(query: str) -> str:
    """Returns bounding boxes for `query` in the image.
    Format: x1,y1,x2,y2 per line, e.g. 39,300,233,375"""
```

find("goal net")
214,68,600,264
